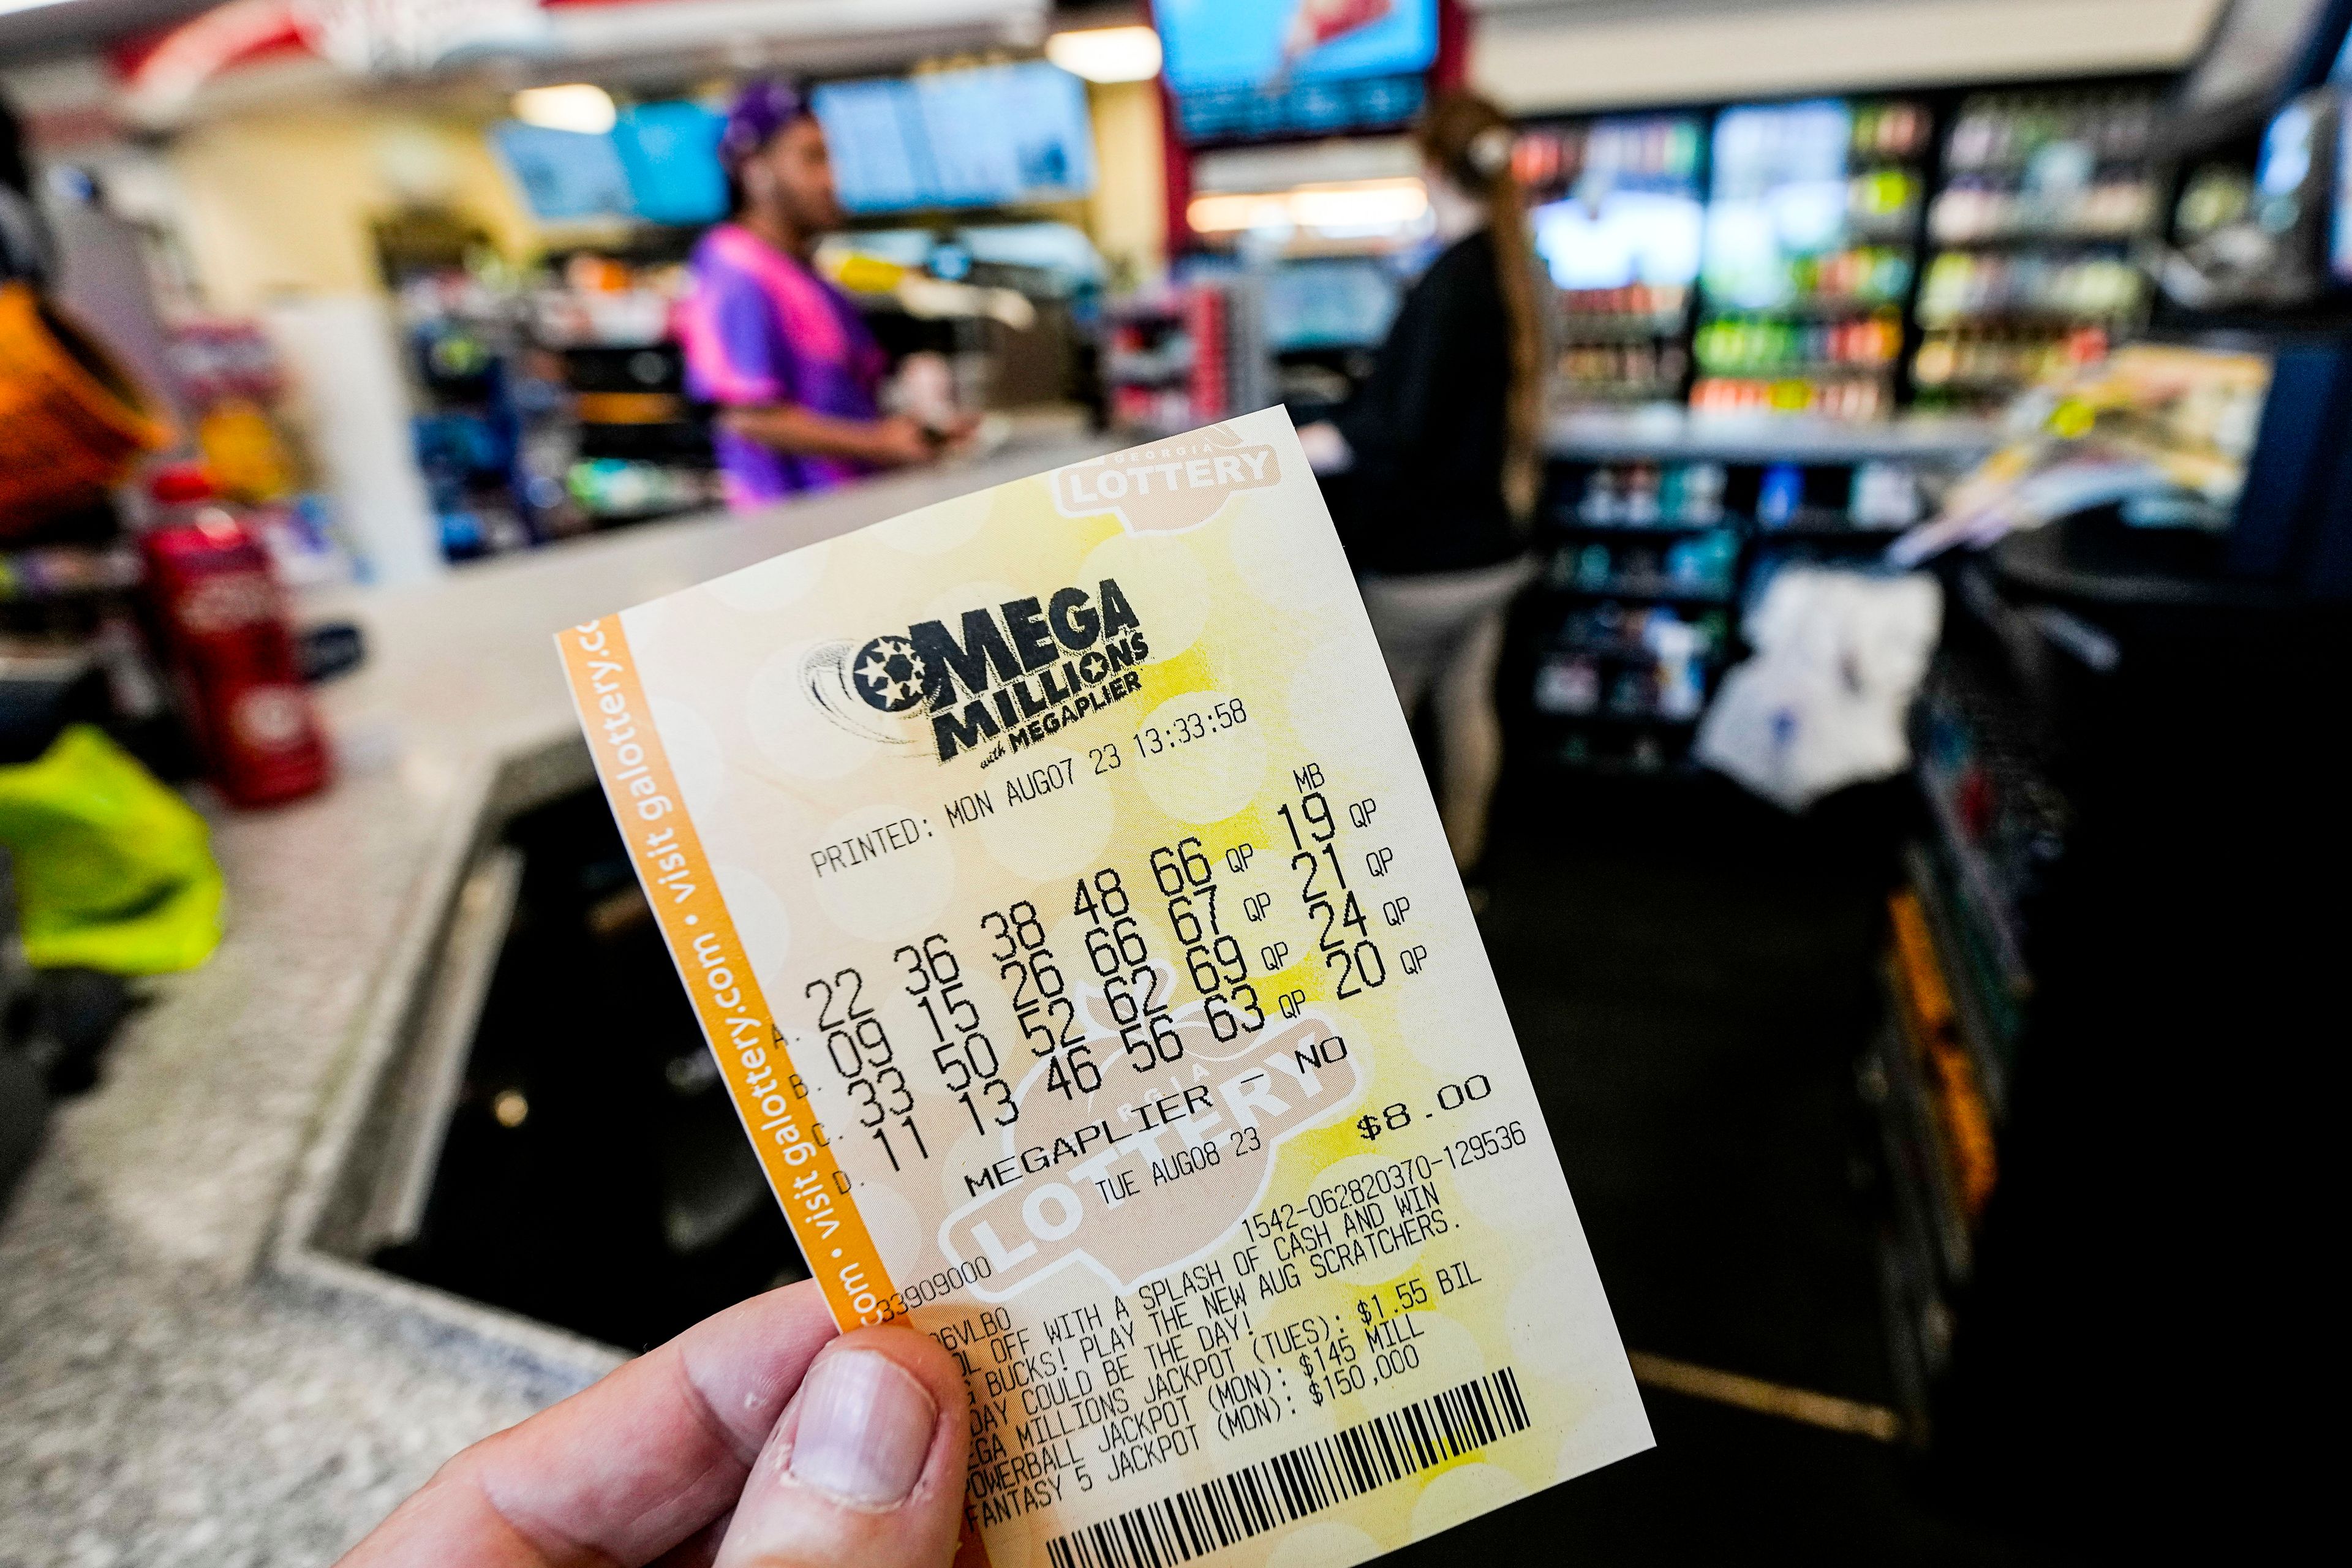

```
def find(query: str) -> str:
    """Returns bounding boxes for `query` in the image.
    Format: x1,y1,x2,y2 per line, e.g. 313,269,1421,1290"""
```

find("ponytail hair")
1415,91,1545,525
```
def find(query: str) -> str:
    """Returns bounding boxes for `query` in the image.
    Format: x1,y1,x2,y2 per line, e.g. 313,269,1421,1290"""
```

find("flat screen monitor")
1157,0,1438,95
813,62,1096,214
1264,256,1400,350
818,80,932,214
490,123,636,222
610,102,728,227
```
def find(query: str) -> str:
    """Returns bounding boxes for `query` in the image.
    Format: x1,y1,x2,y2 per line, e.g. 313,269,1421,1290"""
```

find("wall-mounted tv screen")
611,102,728,226
1156,0,1439,94
491,122,636,222
813,61,1097,214
1264,255,1401,350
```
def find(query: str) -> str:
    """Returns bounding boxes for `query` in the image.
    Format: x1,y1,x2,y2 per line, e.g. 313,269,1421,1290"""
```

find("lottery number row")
799,771,1392,1175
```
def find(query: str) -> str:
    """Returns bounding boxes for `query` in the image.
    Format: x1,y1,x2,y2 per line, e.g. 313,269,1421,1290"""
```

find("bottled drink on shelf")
138,466,331,809
1916,252,2145,325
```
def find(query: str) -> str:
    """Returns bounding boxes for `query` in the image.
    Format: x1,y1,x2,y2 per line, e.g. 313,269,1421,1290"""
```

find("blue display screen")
1264,256,1401,350
490,123,636,222
611,102,728,226
1156,0,1438,94
813,62,1097,214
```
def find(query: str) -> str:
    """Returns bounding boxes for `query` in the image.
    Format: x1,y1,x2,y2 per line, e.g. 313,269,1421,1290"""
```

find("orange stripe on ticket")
557,615,900,1329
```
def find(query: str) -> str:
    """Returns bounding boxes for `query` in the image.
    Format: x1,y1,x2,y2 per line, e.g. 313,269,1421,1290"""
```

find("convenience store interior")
2,0,2340,1560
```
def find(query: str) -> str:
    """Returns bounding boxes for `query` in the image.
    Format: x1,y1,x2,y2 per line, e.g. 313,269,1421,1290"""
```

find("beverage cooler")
1512,78,2174,424
1516,113,1708,409
1693,97,1932,421
1913,88,2164,410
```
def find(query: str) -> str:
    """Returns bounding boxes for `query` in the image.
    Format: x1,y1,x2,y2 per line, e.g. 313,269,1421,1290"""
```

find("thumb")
715,1324,973,1568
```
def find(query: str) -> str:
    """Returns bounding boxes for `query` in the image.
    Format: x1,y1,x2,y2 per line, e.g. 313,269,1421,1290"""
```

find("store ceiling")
1472,0,2224,111
0,0,1052,67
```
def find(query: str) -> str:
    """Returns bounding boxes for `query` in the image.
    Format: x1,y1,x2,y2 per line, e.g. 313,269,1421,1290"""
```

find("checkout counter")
0,427,1109,1558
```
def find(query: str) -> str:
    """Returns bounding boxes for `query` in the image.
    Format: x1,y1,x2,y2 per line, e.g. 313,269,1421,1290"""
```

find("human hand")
868,415,939,468
336,1281,971,1568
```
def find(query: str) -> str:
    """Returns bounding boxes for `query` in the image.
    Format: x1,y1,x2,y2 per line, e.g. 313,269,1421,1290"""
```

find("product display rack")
1514,412,1997,774
1692,97,1936,421
529,251,723,532
1515,113,1710,408
396,276,542,561
1912,86,2165,412
1101,292,1196,438
1868,640,2054,1433
1104,271,1272,440
1491,73,2178,426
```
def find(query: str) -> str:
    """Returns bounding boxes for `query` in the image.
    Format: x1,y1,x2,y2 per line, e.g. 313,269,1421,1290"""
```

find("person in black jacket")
1300,91,1545,876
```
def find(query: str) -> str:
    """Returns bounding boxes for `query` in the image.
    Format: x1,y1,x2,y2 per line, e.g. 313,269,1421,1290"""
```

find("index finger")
340,1280,841,1567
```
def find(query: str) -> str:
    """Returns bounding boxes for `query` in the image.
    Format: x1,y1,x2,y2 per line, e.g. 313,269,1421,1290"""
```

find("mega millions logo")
851,635,930,713
821,580,1152,764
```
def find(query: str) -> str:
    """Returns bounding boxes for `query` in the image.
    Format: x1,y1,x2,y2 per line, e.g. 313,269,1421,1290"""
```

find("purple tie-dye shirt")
676,224,888,510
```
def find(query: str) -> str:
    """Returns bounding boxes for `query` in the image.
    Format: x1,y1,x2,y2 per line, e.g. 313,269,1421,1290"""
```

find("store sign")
118,0,551,125
291,0,549,75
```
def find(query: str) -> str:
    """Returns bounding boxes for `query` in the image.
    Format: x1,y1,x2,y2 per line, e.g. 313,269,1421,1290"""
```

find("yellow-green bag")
0,725,223,974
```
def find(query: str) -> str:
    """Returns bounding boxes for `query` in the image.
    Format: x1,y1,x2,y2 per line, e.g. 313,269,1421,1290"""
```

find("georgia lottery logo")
851,635,929,713
809,579,1151,765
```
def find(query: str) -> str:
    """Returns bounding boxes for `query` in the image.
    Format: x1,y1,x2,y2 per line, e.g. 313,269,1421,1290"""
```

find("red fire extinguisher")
139,465,331,808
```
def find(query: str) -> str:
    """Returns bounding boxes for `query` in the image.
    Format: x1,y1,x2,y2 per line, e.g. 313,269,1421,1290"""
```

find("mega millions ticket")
559,407,1651,1567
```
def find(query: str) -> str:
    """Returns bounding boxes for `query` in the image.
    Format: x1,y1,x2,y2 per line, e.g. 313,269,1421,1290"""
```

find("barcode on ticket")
1042,1368,1533,1568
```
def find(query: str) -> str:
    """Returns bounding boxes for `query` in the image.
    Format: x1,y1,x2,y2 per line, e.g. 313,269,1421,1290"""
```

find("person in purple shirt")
678,81,938,510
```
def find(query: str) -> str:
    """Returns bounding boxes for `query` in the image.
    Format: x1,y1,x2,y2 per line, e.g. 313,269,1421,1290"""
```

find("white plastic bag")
1695,567,1942,812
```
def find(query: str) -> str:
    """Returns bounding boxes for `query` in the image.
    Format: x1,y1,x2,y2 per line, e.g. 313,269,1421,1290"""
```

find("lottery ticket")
558,407,1650,1567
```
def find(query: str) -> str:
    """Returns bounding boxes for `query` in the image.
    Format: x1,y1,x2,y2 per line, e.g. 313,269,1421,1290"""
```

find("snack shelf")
1547,574,1736,604
1754,518,1914,539
1548,516,1732,537
1917,306,2144,330
1914,757,2034,997
1907,85,2162,404
1701,295,1913,321
1928,230,2146,251
1557,379,1689,402
1693,359,1900,379
1548,409,1999,464
1532,706,1704,727
1902,843,2013,1116
1541,635,1730,664
1559,315,1692,341
1518,111,1708,408
1866,1023,1956,1440
1879,961,1976,1284
1538,736,1708,777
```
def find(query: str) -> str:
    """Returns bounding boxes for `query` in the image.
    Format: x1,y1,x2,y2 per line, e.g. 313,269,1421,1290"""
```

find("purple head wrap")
718,79,812,172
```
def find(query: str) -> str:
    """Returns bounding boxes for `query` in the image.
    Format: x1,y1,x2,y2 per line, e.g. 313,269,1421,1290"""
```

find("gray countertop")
1546,406,2001,464
0,434,1109,1568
